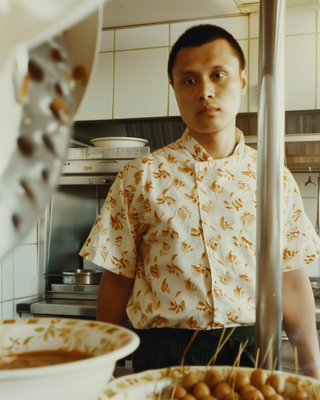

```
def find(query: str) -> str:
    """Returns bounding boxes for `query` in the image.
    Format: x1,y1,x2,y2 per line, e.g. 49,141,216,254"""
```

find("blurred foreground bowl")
0,318,139,400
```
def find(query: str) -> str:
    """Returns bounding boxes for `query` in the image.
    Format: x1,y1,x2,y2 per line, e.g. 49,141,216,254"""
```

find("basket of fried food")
101,365,320,400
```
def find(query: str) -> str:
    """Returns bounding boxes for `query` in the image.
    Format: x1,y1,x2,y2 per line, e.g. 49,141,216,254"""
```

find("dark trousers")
132,325,256,373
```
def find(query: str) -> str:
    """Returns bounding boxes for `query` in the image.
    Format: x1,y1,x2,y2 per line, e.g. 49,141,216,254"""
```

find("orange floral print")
80,128,320,330
142,180,153,193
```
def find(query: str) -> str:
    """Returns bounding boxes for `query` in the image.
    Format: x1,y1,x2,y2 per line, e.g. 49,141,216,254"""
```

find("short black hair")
168,24,246,82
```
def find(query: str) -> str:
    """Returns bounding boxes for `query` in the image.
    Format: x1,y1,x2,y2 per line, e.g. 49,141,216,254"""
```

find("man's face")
171,39,246,140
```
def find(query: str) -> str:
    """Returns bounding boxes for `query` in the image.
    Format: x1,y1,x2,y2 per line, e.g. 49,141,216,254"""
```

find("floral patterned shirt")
80,129,320,330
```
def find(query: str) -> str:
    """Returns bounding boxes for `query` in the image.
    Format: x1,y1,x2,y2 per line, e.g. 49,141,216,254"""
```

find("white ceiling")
102,0,320,28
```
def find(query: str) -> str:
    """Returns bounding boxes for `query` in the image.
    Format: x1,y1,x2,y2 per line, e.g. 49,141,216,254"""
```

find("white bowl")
0,318,139,400
91,137,149,148
100,365,320,400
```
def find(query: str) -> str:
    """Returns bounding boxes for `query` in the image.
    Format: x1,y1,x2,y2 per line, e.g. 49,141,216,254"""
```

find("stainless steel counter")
17,299,97,318
315,298,320,322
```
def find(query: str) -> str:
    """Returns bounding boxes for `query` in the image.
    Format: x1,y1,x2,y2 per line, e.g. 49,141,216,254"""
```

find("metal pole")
256,0,286,370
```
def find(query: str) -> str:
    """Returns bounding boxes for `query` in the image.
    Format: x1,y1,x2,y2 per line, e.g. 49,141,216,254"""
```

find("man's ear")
170,81,174,90
240,69,247,96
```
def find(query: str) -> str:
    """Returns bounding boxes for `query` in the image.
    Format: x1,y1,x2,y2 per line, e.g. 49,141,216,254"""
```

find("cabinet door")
285,34,316,111
249,35,316,112
74,52,113,121
114,48,169,119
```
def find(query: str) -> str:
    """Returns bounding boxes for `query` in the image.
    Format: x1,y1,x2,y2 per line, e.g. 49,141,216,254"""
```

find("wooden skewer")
272,356,278,374
207,327,237,366
294,346,298,376
170,382,177,400
255,348,260,370
180,329,199,372
229,339,249,385
261,336,274,369
207,327,226,367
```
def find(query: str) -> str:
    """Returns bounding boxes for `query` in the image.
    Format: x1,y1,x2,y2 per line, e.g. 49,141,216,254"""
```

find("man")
80,24,320,378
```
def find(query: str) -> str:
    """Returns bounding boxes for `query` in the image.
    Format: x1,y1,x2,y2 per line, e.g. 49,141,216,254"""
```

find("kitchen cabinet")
75,52,113,121
249,39,259,113
170,15,249,45
115,24,168,50
249,34,317,113
113,47,169,119
285,34,316,111
316,32,320,109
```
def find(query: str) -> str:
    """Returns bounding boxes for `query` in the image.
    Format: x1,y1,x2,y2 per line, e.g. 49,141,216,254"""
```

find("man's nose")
198,79,215,100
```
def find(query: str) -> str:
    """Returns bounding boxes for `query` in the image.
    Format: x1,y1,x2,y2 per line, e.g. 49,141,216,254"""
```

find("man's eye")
185,79,195,85
214,73,225,79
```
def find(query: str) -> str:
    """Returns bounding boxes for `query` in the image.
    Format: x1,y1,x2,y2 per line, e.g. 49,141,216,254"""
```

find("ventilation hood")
245,133,320,172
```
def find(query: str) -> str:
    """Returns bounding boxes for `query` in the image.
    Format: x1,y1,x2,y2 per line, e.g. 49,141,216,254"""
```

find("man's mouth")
198,106,219,116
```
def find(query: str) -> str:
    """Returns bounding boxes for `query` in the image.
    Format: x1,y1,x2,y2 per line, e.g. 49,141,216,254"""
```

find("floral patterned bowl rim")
0,317,140,379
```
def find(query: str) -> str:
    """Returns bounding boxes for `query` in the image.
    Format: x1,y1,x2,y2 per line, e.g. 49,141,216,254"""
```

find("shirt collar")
179,127,245,165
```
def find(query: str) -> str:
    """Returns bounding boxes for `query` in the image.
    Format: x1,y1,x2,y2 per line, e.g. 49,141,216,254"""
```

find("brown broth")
0,349,92,370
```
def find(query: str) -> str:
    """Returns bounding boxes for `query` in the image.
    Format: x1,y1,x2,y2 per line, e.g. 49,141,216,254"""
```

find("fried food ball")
200,396,219,400
224,391,242,400
181,394,197,400
182,372,200,391
259,384,277,399
205,369,223,389
290,390,309,400
173,383,188,399
268,394,284,400
192,381,211,399
250,369,269,388
268,374,286,395
239,384,264,400
234,369,251,391
212,382,232,399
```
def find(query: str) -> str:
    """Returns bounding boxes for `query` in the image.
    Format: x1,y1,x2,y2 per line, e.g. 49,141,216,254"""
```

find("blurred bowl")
0,318,139,400
91,137,148,148
101,365,320,400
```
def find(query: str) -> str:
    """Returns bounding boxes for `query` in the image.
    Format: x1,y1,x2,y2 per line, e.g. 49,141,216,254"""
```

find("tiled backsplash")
0,223,39,319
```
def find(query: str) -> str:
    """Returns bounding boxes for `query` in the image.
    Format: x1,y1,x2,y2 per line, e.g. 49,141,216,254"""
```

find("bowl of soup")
0,317,140,400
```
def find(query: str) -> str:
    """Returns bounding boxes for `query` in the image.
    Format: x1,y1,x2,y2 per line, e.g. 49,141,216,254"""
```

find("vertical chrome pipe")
256,0,286,370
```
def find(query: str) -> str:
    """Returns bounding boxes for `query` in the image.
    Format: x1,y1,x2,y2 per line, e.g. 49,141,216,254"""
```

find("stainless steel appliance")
17,144,149,319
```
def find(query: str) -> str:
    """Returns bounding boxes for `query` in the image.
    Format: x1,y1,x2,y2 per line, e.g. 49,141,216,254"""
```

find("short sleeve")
79,164,141,278
282,170,320,272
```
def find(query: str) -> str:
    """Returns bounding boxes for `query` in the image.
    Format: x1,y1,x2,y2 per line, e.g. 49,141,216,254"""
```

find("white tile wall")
249,5,317,39
0,224,39,319
248,38,259,112
286,5,316,35
285,34,316,111
169,16,249,45
100,30,114,52
114,47,169,118
115,24,169,50
76,52,114,120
